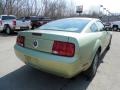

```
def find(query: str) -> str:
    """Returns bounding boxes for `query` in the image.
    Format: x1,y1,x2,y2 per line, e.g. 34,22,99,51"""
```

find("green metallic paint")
14,45,83,78
14,18,112,78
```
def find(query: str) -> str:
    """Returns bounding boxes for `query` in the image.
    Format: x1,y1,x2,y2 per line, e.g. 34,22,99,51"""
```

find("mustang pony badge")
33,40,38,48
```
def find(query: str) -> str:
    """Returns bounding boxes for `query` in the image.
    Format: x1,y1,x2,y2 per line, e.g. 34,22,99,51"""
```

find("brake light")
0,20,2,25
17,35,25,47
13,20,16,26
40,21,43,25
52,41,75,57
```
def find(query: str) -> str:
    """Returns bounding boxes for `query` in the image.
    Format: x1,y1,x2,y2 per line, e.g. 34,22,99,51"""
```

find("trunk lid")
16,20,30,27
22,30,73,53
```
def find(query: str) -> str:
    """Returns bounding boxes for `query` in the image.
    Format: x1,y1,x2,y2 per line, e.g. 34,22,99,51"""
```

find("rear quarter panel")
68,32,103,70
2,20,14,29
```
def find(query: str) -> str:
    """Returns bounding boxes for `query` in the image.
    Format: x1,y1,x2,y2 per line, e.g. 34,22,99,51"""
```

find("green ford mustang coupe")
14,18,112,79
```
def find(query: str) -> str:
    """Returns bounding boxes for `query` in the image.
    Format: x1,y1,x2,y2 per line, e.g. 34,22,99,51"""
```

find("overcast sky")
73,0,120,13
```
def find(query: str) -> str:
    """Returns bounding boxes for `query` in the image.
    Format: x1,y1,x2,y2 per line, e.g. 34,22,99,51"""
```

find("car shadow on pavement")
99,49,109,65
0,65,90,90
0,50,108,90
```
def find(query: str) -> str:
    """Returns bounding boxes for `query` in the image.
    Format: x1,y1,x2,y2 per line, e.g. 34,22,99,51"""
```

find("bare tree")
0,0,2,14
41,0,67,19
0,0,76,19
65,0,76,17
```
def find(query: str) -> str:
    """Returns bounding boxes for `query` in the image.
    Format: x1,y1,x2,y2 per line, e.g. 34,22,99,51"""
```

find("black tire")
0,30,4,33
5,26,12,35
32,25,36,29
106,43,110,50
113,26,118,31
106,36,112,50
84,51,100,80
106,41,111,50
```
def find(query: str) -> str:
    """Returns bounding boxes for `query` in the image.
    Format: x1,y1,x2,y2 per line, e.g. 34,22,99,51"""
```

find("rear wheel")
107,36,112,50
106,43,110,50
5,26,12,35
0,30,4,33
84,51,100,80
113,26,118,31
32,25,36,29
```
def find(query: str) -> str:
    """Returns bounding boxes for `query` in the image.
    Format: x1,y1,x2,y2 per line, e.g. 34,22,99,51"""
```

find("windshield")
2,16,16,20
39,18,90,32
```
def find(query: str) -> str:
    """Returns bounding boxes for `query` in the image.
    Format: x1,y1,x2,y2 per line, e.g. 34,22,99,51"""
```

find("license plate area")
15,27,20,29
20,27,29,30
25,55,31,60
25,55,38,65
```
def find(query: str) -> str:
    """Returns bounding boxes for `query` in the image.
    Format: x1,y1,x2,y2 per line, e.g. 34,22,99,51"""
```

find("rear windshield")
39,18,90,32
2,16,16,20
17,17,30,21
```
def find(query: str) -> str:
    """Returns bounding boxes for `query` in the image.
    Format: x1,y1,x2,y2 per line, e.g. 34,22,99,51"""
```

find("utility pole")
98,5,103,19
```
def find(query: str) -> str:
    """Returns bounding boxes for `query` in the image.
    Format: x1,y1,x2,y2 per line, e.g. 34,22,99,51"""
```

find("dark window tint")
25,17,30,20
39,18,90,32
17,17,30,21
90,23,98,32
17,17,24,20
2,16,16,20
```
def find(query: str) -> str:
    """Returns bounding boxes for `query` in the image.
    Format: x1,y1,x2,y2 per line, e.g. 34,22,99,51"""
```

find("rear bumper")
10,26,32,31
14,45,83,78
14,26,32,30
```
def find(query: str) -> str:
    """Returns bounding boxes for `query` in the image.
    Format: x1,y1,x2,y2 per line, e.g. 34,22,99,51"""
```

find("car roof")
57,17,99,22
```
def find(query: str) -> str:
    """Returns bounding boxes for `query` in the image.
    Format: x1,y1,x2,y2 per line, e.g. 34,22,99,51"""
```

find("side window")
90,23,98,32
96,21,104,31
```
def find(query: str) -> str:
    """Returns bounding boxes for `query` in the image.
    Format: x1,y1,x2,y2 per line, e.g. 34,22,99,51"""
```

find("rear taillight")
0,20,2,25
52,41,75,57
40,21,43,25
13,20,16,26
17,35,25,47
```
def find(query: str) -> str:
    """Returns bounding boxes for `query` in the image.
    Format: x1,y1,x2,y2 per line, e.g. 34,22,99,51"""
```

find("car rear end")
39,18,52,26
104,22,111,31
14,30,84,78
0,15,19,31
30,16,51,29
30,16,41,29
0,15,16,31
15,19,31,30
14,18,91,78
